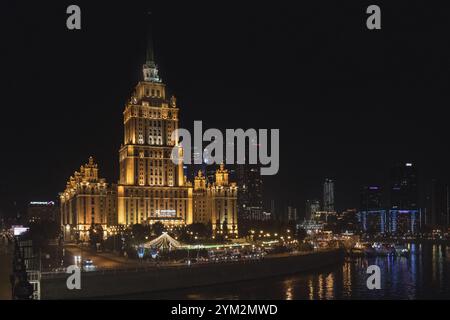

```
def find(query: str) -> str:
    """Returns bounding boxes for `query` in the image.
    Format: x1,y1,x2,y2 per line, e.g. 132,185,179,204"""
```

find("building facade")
59,157,117,241
209,164,238,236
192,166,239,236
193,170,210,225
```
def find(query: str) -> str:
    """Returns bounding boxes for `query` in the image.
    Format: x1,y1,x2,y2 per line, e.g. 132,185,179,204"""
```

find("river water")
123,243,450,300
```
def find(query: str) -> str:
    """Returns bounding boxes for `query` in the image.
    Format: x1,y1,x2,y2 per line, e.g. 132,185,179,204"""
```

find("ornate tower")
210,164,238,236
117,29,192,227
60,157,117,241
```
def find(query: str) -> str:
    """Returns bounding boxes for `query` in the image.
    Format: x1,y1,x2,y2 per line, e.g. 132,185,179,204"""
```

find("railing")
40,250,338,279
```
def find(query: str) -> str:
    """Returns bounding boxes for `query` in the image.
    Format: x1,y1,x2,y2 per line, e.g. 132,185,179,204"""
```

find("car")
82,259,95,271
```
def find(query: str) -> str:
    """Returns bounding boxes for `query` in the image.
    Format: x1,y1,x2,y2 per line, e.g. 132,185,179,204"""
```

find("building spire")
145,11,155,65
143,11,161,82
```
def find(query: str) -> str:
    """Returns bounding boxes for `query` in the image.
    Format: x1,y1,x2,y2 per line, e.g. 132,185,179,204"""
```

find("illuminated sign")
405,163,412,167
12,226,29,236
30,201,55,205
156,209,176,218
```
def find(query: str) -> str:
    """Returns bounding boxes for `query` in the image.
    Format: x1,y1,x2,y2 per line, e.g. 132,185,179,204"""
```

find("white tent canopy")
142,232,181,250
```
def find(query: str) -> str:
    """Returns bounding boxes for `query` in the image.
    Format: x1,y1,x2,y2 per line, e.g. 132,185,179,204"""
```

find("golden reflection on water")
283,279,294,300
318,274,324,299
325,273,335,299
308,278,314,300
342,261,352,297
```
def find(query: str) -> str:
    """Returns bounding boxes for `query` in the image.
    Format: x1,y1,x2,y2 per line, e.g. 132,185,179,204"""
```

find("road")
63,244,142,270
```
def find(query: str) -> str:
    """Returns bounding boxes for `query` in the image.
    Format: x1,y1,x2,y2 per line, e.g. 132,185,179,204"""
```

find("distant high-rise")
390,162,418,210
323,179,335,212
426,179,449,227
360,186,382,210
236,163,263,221
358,186,386,234
305,200,320,220
389,162,420,234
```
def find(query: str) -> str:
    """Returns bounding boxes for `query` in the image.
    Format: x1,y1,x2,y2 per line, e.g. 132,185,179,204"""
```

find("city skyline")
1,2,450,219
3,0,450,304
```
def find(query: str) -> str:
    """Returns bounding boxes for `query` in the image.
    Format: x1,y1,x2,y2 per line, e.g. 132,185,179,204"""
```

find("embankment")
41,249,344,299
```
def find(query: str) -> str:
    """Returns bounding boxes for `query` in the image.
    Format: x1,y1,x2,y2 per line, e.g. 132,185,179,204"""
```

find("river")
121,243,450,300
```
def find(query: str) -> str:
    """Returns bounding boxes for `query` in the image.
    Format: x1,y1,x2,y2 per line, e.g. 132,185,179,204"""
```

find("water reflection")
123,244,450,300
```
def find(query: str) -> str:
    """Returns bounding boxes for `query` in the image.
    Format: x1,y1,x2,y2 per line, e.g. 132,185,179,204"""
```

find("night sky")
1,0,450,217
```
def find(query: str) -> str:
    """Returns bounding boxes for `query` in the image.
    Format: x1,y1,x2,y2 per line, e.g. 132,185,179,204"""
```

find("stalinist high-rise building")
60,25,238,237
117,33,193,227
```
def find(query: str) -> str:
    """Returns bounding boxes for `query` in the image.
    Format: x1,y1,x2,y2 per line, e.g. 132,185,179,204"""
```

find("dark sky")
1,0,450,217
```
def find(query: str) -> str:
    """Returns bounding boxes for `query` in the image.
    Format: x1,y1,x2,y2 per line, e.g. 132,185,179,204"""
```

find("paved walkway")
64,244,145,269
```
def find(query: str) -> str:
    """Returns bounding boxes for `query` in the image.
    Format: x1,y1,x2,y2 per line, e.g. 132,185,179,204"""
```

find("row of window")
144,88,161,97
124,189,188,198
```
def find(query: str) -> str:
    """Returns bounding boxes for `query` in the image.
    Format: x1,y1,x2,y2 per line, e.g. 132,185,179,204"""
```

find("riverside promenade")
40,249,345,299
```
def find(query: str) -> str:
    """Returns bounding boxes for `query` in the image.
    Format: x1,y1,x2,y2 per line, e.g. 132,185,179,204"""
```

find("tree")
151,221,165,236
89,224,104,247
222,219,228,234
22,220,60,250
187,223,210,238
131,224,150,242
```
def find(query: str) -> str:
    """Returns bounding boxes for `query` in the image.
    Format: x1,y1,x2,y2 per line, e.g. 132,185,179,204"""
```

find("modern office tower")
360,186,382,210
305,200,320,221
358,186,386,234
236,163,263,221
388,162,420,234
426,179,450,227
117,33,193,228
323,178,335,212
60,157,117,241
390,162,418,210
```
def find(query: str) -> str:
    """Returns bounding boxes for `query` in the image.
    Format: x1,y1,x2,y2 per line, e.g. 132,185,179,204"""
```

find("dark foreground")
41,249,344,299
120,243,450,300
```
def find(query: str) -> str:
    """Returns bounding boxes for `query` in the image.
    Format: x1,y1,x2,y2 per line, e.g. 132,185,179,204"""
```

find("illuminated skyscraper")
117,32,193,227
